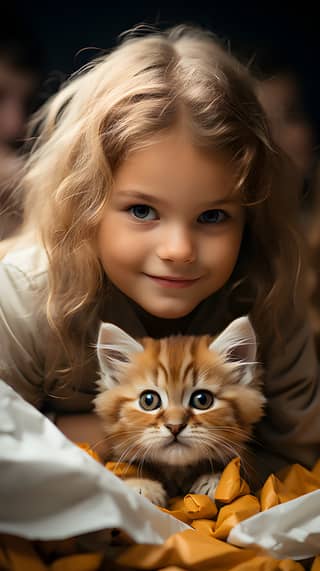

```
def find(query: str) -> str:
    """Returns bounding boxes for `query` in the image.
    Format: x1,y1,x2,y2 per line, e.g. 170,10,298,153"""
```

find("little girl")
1,25,319,483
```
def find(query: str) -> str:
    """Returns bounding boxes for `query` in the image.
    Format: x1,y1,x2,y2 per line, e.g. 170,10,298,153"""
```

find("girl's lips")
145,274,200,288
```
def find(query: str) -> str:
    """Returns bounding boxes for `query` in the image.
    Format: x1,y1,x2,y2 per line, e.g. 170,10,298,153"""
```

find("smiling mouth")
145,274,200,288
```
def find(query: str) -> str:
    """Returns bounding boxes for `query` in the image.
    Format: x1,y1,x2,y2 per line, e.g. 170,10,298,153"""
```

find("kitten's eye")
189,390,214,410
139,390,161,411
129,205,157,220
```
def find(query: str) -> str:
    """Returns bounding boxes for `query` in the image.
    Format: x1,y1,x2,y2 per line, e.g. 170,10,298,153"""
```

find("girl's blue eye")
189,390,214,410
129,205,157,220
139,390,161,411
198,209,228,224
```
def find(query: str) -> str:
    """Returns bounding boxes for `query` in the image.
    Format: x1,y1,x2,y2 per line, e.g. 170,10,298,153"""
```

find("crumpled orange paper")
1,445,320,571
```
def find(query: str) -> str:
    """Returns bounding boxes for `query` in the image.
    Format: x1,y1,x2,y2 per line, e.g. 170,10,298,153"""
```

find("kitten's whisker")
113,452,140,475
194,430,249,448
113,450,131,469
90,429,144,453
214,442,244,463
202,444,226,465
239,458,253,482
140,449,151,476
113,443,142,474
198,434,244,465
113,441,141,469
135,449,146,478
90,433,142,457
205,426,249,437
207,434,242,452
136,444,154,478
90,436,111,453
197,441,215,473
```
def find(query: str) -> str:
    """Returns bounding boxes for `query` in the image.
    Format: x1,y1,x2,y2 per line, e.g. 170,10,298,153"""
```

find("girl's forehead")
113,131,237,188
120,125,233,164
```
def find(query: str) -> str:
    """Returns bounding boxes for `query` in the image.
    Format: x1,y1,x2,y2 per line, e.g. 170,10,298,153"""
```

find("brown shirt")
1,243,320,479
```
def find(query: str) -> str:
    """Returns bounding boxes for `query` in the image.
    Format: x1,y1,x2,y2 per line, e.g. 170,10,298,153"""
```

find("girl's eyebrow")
116,190,166,206
116,190,240,207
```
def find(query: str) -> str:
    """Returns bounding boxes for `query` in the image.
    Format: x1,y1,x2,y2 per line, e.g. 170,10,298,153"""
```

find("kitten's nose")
165,423,187,436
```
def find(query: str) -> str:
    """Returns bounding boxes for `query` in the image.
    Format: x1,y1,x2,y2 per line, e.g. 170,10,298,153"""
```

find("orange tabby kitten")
94,316,265,507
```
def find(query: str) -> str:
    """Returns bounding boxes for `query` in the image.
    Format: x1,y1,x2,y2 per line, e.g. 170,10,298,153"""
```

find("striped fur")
94,318,265,503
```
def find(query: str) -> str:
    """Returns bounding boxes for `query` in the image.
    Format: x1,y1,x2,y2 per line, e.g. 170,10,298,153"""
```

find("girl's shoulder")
1,242,48,283
0,243,49,407
0,242,48,323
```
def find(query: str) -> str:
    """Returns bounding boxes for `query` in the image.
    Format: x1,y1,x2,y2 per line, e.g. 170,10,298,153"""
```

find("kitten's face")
94,318,265,468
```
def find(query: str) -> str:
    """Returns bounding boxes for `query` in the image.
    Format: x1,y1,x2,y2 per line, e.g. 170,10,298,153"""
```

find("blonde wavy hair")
13,25,303,375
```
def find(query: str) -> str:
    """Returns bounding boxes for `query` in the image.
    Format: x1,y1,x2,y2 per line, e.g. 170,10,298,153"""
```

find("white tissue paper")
228,489,320,560
0,380,189,543
1,379,320,561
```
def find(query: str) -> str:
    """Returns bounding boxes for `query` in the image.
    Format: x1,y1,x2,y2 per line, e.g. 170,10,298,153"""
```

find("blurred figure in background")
247,45,320,355
255,56,315,194
245,46,316,215
234,44,317,209
233,40,320,352
0,26,43,239
233,42,319,220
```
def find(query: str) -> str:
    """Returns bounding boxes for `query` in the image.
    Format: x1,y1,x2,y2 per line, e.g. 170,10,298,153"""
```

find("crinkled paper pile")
1,380,320,570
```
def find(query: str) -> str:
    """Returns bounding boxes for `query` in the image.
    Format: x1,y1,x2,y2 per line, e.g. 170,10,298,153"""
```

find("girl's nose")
156,226,195,263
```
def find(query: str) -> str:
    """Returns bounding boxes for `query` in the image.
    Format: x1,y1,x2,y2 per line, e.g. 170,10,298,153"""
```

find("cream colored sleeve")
0,261,45,408
256,312,320,473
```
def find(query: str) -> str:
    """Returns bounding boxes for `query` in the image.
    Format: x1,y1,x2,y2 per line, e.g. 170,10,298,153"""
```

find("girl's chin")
139,303,196,320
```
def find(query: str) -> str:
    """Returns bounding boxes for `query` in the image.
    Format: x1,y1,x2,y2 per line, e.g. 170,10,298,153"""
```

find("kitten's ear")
209,316,257,384
97,322,143,389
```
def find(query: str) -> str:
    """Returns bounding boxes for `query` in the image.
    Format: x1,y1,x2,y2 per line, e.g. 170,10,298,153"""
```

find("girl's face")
97,129,245,319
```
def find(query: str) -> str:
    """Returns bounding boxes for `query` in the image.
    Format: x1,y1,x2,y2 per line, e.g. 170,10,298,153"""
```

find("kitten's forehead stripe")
140,334,226,394
182,362,194,383
138,337,161,385
160,337,191,387
158,362,169,385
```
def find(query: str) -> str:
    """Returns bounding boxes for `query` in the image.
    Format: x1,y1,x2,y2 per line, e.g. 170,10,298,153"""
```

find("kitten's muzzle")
165,423,187,437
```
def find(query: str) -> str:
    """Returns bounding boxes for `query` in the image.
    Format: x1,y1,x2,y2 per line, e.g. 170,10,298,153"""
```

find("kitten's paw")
190,472,222,500
125,477,167,507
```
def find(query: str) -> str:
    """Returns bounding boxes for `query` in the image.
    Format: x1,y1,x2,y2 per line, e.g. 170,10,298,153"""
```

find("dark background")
6,2,320,139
